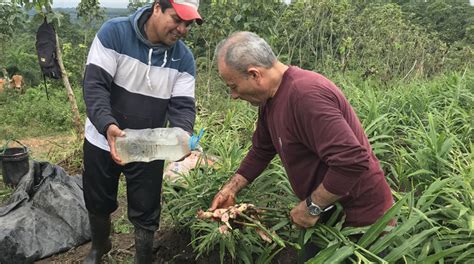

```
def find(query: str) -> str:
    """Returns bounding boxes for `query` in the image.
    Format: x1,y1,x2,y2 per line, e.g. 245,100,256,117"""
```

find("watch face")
306,197,323,216
308,205,323,216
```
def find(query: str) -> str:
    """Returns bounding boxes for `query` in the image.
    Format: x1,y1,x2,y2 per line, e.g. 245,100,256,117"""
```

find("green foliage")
114,214,133,234
0,182,14,203
76,0,105,24
0,84,85,139
2,35,39,84
0,3,27,44
127,0,152,12
161,69,474,262
186,0,472,82
393,0,474,45
0,0,472,262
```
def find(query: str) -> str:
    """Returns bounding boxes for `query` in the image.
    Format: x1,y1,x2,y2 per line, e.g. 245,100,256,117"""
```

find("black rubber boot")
83,213,112,264
134,227,154,264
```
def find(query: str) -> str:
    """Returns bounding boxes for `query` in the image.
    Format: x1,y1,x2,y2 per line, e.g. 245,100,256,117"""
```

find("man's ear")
247,67,260,81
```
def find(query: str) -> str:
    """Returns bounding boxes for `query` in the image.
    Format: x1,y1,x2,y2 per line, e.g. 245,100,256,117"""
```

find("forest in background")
0,0,472,263
1,0,473,88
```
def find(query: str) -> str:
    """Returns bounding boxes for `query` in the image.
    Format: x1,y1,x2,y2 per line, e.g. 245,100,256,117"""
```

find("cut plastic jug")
115,127,203,164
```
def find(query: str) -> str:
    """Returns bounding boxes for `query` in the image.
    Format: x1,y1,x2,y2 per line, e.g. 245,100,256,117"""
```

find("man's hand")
209,173,248,211
106,124,125,165
290,183,341,228
209,189,236,211
290,200,320,228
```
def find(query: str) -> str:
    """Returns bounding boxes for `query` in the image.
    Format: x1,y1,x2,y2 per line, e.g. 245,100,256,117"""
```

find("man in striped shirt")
82,1,202,263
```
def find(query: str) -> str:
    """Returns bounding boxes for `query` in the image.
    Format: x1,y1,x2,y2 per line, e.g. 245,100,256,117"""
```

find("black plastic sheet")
0,161,90,263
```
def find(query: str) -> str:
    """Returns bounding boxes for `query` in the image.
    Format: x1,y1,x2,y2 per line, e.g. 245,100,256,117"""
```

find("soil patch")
36,228,298,264
1,135,76,161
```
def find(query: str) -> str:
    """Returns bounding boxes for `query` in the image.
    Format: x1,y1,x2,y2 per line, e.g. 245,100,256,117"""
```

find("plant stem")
239,212,286,247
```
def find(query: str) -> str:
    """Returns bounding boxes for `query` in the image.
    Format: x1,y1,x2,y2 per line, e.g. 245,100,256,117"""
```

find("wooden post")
55,33,84,139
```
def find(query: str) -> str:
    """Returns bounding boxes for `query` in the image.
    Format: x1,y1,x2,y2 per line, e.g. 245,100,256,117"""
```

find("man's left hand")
290,200,320,228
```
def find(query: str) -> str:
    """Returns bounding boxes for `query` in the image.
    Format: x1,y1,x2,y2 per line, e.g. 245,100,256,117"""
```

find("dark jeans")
82,139,164,231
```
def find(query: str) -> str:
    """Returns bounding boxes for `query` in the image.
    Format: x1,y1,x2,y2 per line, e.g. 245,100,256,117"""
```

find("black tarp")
0,161,90,263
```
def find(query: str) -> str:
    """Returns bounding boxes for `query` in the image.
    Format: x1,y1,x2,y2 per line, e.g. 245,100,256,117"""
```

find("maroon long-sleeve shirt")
237,66,393,227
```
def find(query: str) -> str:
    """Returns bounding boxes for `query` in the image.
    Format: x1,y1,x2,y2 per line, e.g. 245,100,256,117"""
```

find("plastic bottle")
115,127,202,164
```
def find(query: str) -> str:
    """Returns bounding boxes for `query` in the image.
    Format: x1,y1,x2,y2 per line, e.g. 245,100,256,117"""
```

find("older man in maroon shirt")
210,31,394,259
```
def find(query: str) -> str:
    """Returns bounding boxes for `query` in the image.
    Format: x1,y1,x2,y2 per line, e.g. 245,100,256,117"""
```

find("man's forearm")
310,183,341,208
222,173,249,194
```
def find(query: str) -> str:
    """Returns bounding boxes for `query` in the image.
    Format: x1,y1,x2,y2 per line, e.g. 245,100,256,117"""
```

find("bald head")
215,31,277,75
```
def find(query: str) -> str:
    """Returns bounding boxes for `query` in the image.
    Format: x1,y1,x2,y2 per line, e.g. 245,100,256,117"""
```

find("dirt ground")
2,135,76,161
3,136,297,264
33,199,297,264
32,195,297,263
36,227,297,264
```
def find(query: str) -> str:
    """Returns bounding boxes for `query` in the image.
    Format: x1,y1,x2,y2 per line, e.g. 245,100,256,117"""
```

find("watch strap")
306,196,334,212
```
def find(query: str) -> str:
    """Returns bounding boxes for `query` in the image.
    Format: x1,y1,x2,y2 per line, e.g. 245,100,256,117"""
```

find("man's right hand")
209,189,236,211
209,173,249,211
106,124,125,165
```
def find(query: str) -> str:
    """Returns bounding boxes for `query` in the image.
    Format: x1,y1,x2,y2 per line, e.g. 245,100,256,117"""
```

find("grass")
169,69,474,263
0,84,85,140
0,69,472,263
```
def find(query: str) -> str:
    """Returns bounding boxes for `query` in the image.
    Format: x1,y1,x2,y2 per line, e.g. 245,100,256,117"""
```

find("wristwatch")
306,196,334,216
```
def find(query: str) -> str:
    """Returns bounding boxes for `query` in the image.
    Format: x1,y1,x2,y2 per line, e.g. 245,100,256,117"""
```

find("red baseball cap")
170,0,203,25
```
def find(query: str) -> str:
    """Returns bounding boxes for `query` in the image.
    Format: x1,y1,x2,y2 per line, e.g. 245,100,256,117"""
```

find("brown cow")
0,78,4,94
9,74,24,93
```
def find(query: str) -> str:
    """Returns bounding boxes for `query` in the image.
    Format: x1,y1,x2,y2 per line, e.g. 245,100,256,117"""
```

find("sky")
53,0,474,8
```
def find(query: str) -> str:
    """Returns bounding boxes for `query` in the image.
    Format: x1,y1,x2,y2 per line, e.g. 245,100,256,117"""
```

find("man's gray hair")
215,31,277,75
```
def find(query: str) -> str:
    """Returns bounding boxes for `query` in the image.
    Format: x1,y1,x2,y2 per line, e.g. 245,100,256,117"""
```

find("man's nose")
176,22,189,34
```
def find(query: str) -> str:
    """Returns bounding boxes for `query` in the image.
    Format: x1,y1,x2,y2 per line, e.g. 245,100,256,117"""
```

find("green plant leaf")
358,194,408,248
325,245,355,263
306,243,340,263
420,243,473,264
384,227,440,262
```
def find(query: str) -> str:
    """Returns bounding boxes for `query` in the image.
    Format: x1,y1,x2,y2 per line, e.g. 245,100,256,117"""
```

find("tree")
76,0,105,81
0,3,26,79
127,0,152,12
393,0,474,45
8,0,84,139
